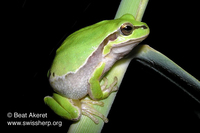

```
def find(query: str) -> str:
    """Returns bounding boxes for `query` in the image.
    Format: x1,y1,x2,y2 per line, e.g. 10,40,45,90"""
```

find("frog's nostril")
141,25,148,29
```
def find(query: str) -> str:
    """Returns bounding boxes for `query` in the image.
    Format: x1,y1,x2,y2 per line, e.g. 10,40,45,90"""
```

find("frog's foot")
101,76,118,98
81,99,108,124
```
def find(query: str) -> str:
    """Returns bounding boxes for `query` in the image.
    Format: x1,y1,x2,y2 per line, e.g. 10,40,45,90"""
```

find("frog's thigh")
88,62,106,100
44,93,81,121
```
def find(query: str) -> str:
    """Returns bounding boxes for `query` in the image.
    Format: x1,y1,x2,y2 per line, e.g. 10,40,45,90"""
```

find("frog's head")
103,14,149,58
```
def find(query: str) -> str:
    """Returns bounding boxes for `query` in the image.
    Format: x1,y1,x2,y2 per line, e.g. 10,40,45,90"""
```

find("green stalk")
115,0,148,21
68,0,149,133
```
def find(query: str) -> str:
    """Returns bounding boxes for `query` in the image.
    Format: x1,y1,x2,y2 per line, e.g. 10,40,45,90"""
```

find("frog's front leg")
88,62,118,100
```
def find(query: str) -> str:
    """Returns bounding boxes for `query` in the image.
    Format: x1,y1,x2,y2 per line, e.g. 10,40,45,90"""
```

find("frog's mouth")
116,34,149,47
110,34,149,57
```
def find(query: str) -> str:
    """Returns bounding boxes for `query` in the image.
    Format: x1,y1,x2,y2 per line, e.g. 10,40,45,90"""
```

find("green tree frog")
44,14,149,124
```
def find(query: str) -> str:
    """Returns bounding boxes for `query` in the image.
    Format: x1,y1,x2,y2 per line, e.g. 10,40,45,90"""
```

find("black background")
4,0,200,132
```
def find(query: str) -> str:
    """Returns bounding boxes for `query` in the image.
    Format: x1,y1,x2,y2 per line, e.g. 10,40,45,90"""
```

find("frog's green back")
50,14,136,76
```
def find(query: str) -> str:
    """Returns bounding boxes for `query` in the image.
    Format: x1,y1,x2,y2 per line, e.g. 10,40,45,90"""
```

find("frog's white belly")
49,71,90,100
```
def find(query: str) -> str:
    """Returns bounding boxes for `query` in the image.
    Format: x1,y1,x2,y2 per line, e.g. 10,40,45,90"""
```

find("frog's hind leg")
81,99,108,124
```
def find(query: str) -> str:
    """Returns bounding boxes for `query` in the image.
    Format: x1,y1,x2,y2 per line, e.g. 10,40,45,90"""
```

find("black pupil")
124,26,132,31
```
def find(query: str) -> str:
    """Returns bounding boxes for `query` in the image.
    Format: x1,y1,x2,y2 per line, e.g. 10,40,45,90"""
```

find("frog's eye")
120,23,134,36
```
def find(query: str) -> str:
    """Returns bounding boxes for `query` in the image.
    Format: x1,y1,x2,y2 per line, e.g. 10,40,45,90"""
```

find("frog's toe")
110,76,118,92
81,99,108,124
101,76,118,98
